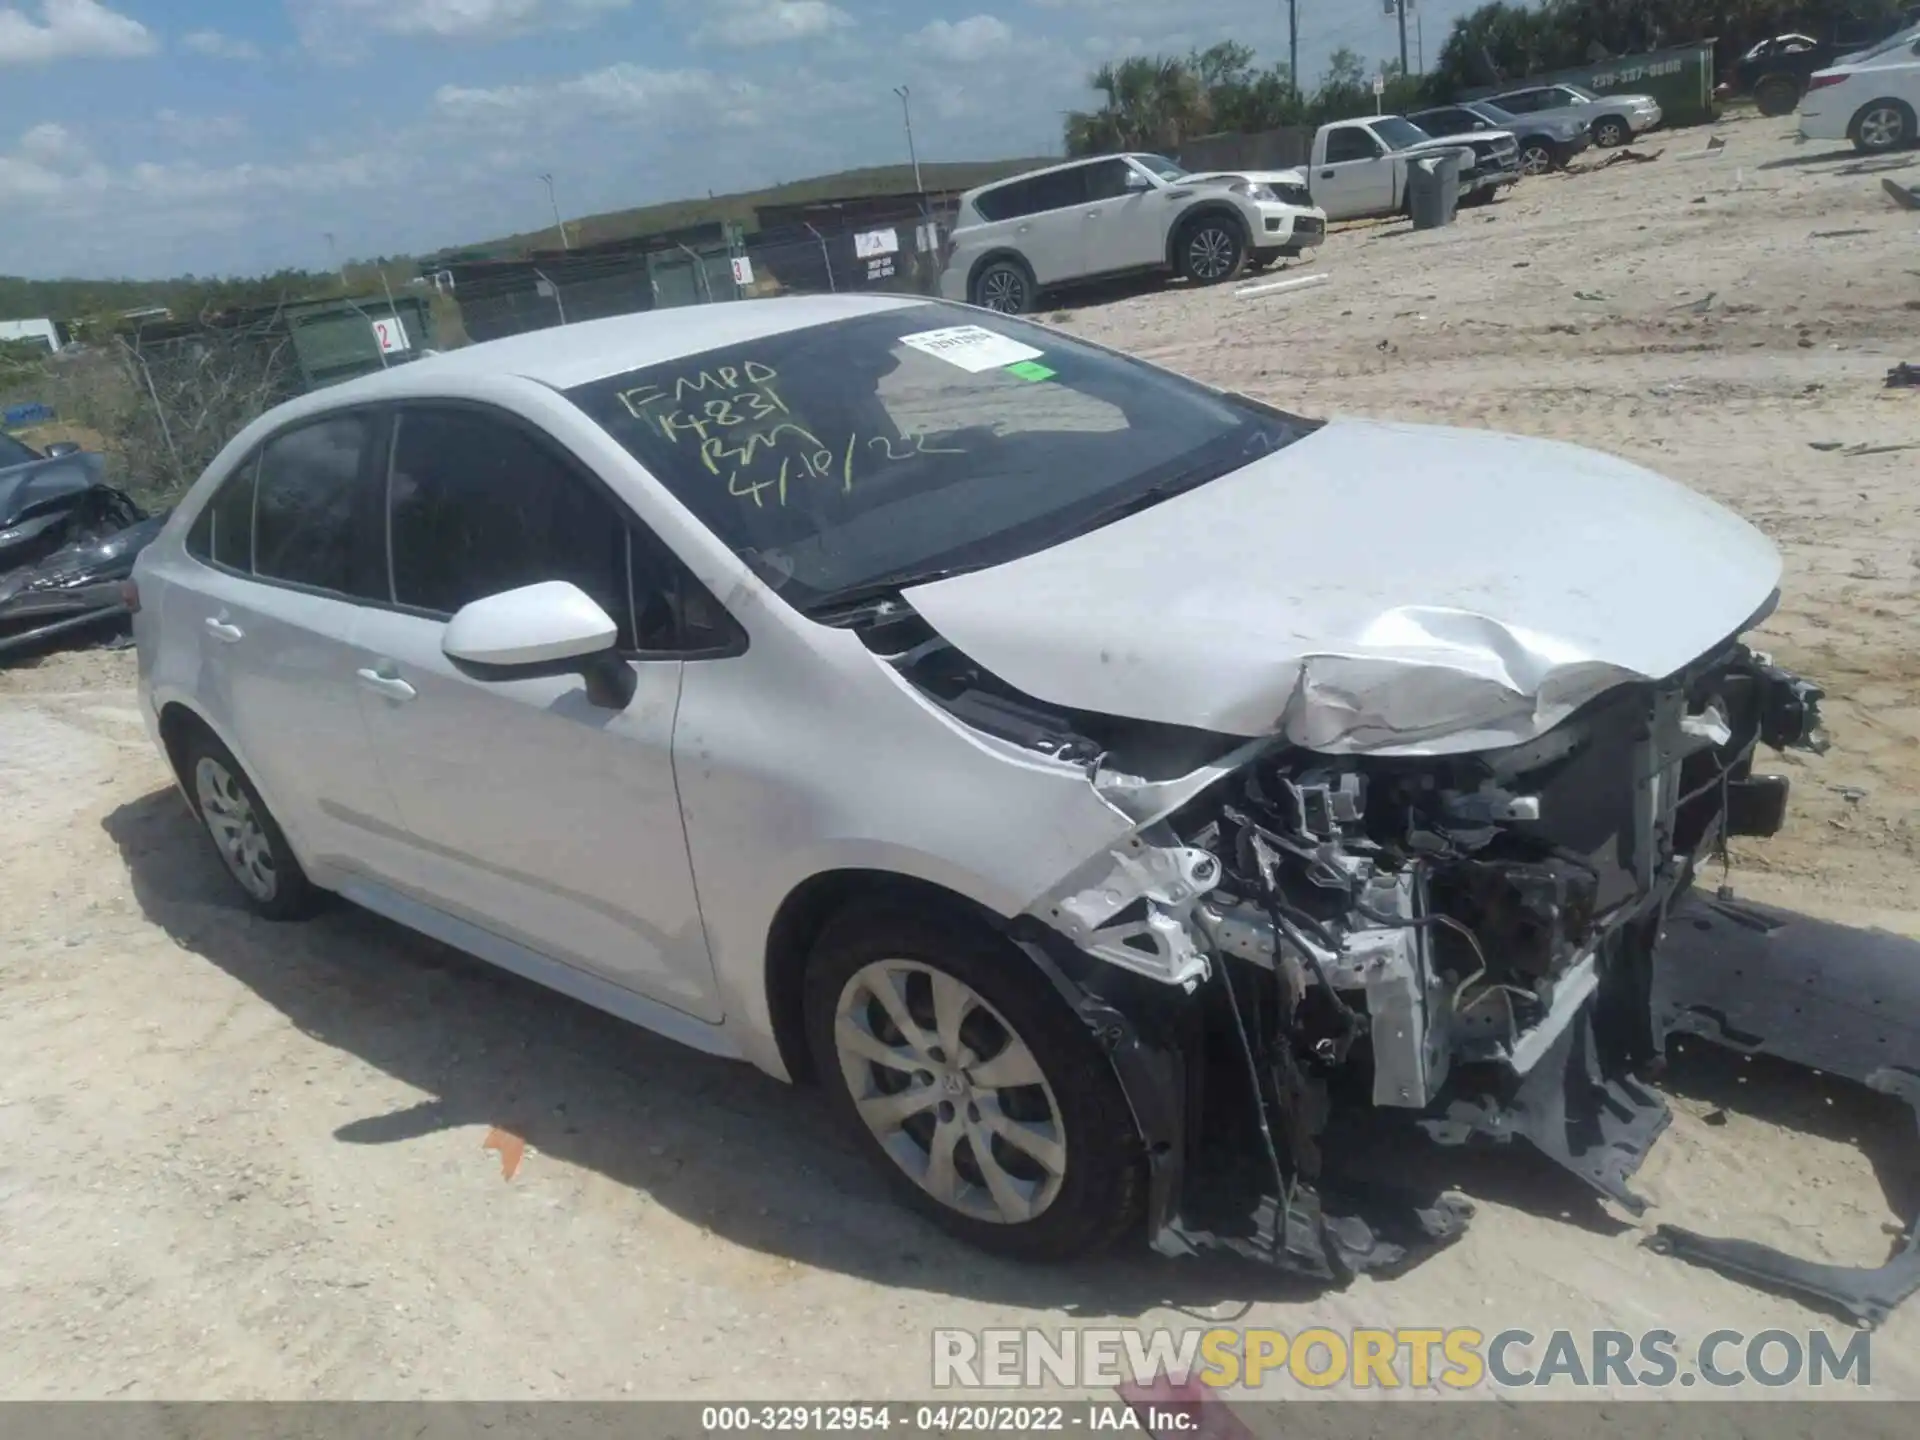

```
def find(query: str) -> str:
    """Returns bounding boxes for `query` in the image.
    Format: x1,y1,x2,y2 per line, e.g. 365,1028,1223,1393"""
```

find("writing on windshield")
615,360,964,510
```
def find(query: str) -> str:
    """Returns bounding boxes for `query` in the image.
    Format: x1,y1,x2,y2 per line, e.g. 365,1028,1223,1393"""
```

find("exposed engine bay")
853,594,1920,1323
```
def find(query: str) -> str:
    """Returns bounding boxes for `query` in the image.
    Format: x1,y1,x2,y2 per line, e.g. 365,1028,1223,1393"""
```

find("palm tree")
1063,55,1211,155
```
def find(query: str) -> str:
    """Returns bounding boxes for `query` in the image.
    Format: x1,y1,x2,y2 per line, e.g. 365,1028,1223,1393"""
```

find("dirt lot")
4,116,1919,1402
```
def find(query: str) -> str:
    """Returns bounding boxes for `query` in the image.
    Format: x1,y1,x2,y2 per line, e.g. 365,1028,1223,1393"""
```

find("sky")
0,0,1480,280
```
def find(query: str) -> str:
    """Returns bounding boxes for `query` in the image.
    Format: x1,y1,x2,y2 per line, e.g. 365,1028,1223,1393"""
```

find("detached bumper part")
1644,896,1920,1326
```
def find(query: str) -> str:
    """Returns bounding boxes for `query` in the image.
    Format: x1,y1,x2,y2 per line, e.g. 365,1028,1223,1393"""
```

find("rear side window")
973,167,1088,221
253,417,376,595
209,455,258,571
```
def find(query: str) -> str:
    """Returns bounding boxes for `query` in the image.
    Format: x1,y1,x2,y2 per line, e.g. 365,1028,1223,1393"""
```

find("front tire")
1853,100,1915,154
970,258,1034,314
1593,116,1630,148
1517,140,1555,176
182,730,321,920
803,901,1145,1262
1176,214,1246,286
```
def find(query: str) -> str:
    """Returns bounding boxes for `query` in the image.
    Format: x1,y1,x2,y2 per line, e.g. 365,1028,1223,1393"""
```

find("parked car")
131,294,1831,1275
1722,9,1920,115
1,429,163,660
1306,116,1514,221
1482,81,1662,148
1408,98,1590,175
939,153,1324,313
1798,22,1920,151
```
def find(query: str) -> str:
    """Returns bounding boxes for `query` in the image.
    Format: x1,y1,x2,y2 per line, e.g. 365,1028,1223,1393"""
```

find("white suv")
939,153,1325,314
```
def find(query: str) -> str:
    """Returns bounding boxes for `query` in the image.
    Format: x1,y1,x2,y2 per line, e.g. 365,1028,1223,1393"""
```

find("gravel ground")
3,115,1918,1403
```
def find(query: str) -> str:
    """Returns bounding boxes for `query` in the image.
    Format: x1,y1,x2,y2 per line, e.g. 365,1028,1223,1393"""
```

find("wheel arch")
157,698,236,810
1165,201,1247,270
764,867,1014,1085
1849,96,1917,139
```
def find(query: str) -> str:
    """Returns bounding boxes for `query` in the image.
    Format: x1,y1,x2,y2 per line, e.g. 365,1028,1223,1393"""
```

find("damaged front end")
874,595,1904,1300
0,495,164,661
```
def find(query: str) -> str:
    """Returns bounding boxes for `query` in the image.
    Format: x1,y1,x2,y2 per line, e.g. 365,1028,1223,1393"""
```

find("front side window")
1497,89,1544,112
1416,109,1469,134
0,432,38,467
1083,159,1138,201
1326,126,1383,162
1131,154,1189,181
1555,86,1597,104
387,407,637,645
566,301,1313,614
252,416,375,594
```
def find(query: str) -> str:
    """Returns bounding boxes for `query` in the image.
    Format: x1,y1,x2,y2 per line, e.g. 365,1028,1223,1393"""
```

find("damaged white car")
139,295,1913,1313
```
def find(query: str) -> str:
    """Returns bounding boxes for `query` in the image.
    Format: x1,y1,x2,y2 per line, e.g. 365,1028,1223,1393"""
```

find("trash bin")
1408,151,1464,230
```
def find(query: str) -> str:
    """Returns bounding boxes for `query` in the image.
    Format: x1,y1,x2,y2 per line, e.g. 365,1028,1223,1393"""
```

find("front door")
348,403,723,1021
1315,126,1396,220
1080,158,1165,276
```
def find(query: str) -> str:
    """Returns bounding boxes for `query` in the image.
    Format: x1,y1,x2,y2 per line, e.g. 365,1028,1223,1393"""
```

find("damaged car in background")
1,429,165,661
130,295,1917,1322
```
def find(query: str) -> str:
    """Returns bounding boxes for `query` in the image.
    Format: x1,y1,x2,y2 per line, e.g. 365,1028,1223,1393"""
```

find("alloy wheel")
833,959,1067,1225
1518,144,1554,176
1859,106,1907,151
1188,226,1237,281
195,755,277,902
978,268,1028,313
1595,119,1628,148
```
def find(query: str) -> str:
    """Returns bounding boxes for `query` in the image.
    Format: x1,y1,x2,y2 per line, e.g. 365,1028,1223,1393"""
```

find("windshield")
1131,154,1189,181
1560,85,1597,102
567,302,1310,613
1373,116,1433,149
0,431,39,468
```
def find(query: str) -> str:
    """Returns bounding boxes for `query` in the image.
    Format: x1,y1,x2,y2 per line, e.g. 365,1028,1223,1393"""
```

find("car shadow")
102,786,1345,1316
101,786,1918,1311
1758,146,1861,169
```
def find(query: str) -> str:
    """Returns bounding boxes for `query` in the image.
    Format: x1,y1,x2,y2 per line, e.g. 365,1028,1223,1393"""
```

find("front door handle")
1321,170,1336,179
204,617,243,643
356,667,417,702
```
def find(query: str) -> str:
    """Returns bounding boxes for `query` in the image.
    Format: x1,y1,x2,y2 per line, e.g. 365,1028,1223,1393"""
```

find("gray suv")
1483,82,1663,149
1408,99,1592,175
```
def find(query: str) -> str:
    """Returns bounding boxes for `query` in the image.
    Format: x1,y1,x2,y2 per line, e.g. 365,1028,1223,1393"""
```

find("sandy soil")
3,116,1919,1403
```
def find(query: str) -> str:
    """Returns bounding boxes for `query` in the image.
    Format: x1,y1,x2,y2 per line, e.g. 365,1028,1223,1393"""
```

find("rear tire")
1592,116,1630,148
1176,214,1246,286
970,258,1034,314
803,900,1145,1262
1852,100,1915,154
181,729,322,921
1753,75,1802,118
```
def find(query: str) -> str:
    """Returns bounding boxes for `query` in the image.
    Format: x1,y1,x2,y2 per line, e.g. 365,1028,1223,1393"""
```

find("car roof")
311,293,929,398
964,155,1111,199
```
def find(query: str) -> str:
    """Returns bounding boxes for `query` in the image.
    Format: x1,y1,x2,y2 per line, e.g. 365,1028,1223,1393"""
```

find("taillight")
1806,73,1847,91
119,579,140,613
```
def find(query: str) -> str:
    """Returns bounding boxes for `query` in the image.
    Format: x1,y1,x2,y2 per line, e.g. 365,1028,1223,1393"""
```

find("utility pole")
893,85,924,196
1286,0,1298,100
538,172,570,250
1396,0,1410,76
323,232,345,286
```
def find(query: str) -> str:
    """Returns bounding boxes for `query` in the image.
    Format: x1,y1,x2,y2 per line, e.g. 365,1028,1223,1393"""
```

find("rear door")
347,402,727,1021
1009,165,1092,285
173,413,405,874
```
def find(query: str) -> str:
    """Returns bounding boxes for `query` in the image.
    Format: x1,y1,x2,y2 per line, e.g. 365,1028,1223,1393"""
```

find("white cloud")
181,30,264,61
436,62,772,130
0,0,156,65
154,110,252,148
910,15,1015,63
694,0,851,49
295,0,629,47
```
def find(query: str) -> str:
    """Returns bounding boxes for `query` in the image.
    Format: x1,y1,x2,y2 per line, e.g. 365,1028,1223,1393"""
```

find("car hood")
1185,167,1310,189
1402,130,1514,151
903,420,1782,758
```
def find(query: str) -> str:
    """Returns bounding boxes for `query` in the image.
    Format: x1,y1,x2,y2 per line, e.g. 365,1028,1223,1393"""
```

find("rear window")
565,301,1311,613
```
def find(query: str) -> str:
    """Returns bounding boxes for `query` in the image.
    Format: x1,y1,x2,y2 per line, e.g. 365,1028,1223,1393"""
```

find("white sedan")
131,294,1828,1275
1798,23,1920,152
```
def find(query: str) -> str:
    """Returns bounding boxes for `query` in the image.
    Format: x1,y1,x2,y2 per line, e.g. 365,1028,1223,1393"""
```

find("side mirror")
42,441,81,458
442,580,634,708
1124,170,1153,191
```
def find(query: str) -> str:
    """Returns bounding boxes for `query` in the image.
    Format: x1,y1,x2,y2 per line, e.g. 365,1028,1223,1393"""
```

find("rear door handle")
204,618,243,643
356,667,417,702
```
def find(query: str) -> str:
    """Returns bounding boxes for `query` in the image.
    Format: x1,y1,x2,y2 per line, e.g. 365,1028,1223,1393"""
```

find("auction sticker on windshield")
900,325,1044,373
